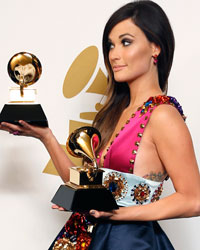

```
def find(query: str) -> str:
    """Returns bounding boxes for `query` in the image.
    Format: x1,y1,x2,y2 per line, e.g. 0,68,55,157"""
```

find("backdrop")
0,0,199,249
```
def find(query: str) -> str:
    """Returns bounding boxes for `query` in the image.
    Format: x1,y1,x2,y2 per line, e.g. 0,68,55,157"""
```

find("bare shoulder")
150,103,185,124
149,104,188,132
147,103,193,160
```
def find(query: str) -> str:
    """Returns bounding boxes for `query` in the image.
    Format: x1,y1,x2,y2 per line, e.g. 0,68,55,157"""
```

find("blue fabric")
89,220,174,250
102,168,163,207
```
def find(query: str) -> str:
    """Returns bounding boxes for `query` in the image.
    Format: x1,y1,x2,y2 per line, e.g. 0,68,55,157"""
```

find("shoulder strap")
129,95,186,172
138,95,186,120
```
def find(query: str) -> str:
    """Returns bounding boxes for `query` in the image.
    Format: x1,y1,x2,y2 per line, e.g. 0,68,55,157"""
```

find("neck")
127,72,163,109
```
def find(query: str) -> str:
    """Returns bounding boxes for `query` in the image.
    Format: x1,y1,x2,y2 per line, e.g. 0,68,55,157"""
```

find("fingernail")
90,210,95,215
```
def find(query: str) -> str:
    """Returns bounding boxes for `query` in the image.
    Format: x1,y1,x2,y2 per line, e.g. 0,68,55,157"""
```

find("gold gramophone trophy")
0,52,48,126
51,126,118,212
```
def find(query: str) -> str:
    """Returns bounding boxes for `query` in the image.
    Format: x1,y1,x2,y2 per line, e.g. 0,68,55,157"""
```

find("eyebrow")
119,33,135,39
108,33,135,42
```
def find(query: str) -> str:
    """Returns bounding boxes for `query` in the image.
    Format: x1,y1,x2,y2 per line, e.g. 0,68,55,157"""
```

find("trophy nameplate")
0,52,48,127
51,126,118,212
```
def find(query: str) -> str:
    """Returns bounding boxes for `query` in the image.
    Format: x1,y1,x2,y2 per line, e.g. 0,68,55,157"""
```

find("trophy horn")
66,126,101,171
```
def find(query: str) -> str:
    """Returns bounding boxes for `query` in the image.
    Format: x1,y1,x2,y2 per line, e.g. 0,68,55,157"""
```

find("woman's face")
108,18,157,84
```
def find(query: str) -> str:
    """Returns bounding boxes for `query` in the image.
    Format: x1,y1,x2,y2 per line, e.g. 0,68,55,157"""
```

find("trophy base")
0,104,48,127
70,166,103,185
51,182,119,212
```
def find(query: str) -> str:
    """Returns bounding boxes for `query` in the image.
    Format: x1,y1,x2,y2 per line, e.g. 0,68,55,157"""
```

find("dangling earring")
153,55,158,65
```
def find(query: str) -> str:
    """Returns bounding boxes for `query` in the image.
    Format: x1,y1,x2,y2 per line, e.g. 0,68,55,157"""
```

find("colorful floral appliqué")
131,183,151,204
151,183,163,202
53,237,76,249
103,172,128,201
138,95,186,120
53,212,94,250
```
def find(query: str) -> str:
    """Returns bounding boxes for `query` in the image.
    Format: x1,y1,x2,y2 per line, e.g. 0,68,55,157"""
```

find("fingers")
0,121,30,137
0,122,22,134
52,204,66,211
19,120,32,129
89,210,100,218
0,120,50,140
0,124,12,133
0,120,37,137
89,210,113,219
58,207,65,211
52,204,60,209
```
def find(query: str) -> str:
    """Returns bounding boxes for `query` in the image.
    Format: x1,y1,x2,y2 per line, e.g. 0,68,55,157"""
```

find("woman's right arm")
0,120,74,182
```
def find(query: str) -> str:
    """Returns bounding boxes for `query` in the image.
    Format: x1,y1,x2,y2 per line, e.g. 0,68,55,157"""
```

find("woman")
1,1,200,249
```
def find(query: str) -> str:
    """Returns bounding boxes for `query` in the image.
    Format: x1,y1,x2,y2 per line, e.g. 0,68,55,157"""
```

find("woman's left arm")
90,105,200,220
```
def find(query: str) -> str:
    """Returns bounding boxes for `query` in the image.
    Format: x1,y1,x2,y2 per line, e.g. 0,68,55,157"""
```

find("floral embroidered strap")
138,95,186,120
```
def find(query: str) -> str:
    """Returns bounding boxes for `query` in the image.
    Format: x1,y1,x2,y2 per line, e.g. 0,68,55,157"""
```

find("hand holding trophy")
0,52,48,127
51,126,118,212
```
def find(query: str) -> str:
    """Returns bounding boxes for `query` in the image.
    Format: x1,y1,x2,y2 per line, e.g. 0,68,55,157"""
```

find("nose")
109,46,121,62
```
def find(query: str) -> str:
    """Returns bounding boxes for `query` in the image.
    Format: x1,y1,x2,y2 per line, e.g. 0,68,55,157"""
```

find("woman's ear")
151,43,161,57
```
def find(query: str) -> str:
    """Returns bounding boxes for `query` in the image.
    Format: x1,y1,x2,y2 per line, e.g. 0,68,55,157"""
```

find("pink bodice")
97,95,185,174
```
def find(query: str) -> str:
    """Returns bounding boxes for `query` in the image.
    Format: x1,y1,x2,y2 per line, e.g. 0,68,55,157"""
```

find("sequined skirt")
49,213,174,250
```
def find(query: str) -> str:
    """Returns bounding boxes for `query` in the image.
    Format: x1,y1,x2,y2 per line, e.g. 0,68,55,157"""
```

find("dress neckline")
98,94,186,168
99,108,138,167
98,95,155,167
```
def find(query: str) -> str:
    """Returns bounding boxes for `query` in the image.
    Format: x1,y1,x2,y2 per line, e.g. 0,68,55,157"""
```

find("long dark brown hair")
93,0,175,152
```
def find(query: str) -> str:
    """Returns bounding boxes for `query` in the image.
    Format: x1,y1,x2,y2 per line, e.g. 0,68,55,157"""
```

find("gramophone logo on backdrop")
43,46,107,176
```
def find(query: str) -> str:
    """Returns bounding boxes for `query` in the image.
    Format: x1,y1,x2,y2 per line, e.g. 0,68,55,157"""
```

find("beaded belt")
102,168,163,207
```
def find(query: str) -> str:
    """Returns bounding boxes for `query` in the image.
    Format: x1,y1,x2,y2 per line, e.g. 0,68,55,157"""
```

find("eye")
107,42,114,50
122,38,132,46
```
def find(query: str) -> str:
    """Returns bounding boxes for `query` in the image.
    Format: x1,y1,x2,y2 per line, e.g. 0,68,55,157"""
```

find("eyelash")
121,38,132,46
108,38,133,50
